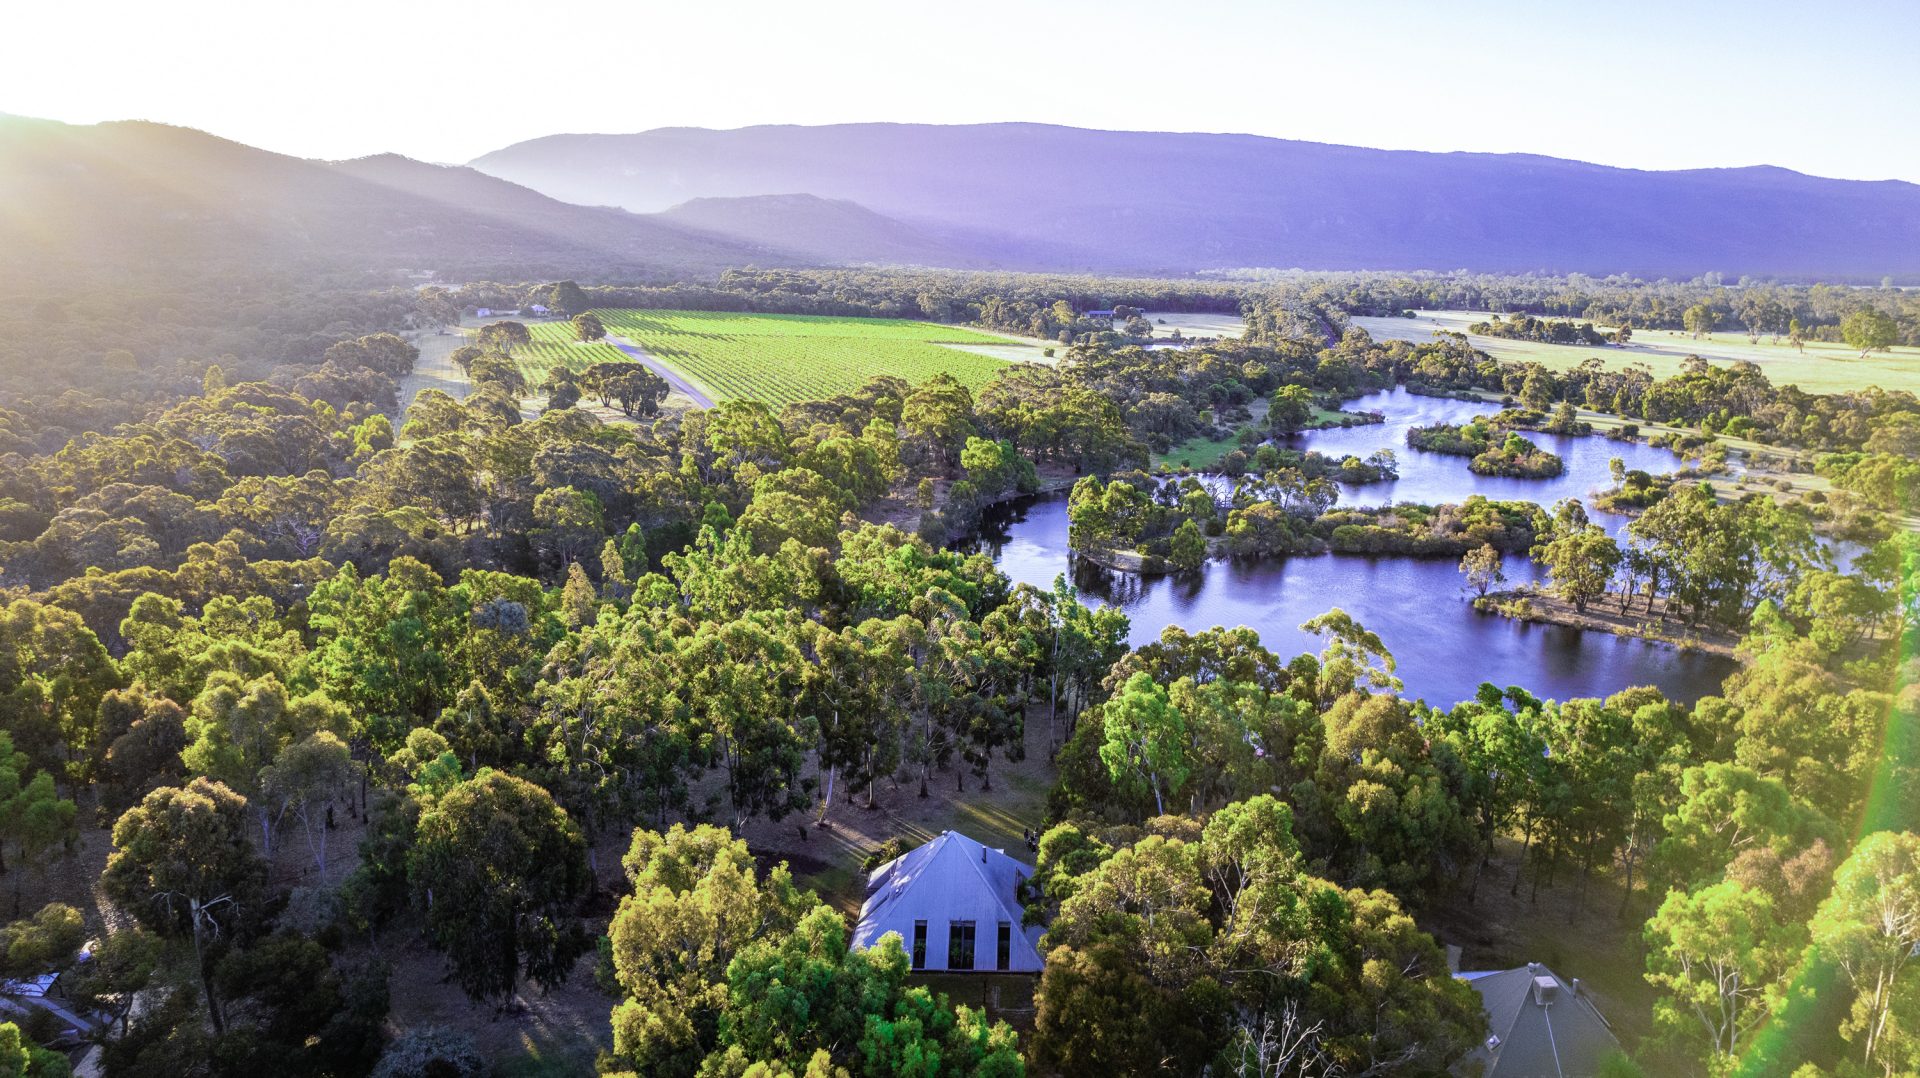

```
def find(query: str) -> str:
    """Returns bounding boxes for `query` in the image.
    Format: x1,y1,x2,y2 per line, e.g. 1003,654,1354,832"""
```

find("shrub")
372,1027,484,1078
863,835,922,871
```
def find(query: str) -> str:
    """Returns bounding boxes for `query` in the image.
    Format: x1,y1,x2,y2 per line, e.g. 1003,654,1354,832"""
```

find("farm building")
475,307,491,317
1454,962,1622,1077
1086,309,1116,319
529,304,550,316
853,830,1045,973
1,963,107,1047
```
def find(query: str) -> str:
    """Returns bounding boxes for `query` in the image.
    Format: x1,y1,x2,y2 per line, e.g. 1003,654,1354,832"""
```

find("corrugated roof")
0,973,57,999
1456,964,1621,1078
852,831,1046,972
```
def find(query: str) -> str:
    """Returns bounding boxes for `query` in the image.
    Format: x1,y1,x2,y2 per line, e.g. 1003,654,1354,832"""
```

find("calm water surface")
969,389,1739,706
1294,387,1689,512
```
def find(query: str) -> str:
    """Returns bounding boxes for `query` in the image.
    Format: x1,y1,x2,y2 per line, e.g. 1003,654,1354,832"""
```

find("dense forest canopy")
0,261,1913,1078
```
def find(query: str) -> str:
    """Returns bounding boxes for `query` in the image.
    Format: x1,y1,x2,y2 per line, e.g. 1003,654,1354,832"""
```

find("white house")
853,831,1045,973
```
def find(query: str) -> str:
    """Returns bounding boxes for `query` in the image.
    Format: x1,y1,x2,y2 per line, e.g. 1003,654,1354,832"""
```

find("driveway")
604,334,715,409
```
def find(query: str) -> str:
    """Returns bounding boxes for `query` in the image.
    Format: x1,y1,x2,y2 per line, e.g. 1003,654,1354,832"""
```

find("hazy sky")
6,0,1917,180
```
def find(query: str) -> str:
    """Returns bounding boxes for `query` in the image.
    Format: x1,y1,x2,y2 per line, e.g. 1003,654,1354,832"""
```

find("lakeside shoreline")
1472,587,1741,658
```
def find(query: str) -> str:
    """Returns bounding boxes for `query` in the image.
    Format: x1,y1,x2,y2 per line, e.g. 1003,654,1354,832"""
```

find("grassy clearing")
1309,405,1361,426
934,325,1060,366
1353,309,1920,395
514,319,632,383
1157,430,1247,469
397,326,475,420
1147,311,1246,339
590,309,1016,407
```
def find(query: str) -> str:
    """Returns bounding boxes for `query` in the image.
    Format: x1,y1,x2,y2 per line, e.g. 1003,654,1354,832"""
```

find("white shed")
853,831,1045,973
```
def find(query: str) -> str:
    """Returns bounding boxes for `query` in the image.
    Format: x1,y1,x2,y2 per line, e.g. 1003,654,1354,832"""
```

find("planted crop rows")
509,320,632,383
590,309,1013,407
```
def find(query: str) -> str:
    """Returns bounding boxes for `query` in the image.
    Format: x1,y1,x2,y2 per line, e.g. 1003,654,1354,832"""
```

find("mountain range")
0,115,790,286
4,115,1918,285
471,122,1920,279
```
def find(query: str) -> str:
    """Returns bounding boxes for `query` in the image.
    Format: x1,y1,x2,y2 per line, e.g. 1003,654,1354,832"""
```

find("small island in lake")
1406,419,1565,478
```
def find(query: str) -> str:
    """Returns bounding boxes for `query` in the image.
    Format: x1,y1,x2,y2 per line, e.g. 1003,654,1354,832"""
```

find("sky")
4,0,1918,180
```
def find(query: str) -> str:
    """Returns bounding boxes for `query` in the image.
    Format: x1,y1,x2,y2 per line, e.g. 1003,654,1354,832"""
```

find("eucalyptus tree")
408,769,590,1006
102,778,267,1033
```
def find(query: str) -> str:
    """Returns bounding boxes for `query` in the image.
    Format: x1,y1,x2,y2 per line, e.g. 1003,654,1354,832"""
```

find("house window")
911,921,927,970
997,922,1012,971
948,920,976,971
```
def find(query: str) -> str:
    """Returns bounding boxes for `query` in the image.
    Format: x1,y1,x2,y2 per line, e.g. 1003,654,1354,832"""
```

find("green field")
511,320,631,382
590,309,1015,406
1352,309,1920,395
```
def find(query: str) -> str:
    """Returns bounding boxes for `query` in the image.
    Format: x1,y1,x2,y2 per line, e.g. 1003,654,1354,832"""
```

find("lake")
1291,387,1689,514
967,388,1740,707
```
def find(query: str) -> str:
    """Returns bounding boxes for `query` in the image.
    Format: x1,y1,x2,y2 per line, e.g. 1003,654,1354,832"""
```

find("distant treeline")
0,276,428,449
460,267,1920,349
1230,269,1920,343
451,268,1251,325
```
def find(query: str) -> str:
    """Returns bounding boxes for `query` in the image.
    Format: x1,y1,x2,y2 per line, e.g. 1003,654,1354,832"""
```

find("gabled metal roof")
852,830,1046,972
1456,964,1622,1077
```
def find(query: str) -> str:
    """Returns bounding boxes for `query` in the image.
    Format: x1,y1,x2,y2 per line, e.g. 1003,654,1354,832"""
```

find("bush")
863,835,922,871
916,512,948,547
1596,1051,1647,1078
280,885,347,947
372,1027,484,1078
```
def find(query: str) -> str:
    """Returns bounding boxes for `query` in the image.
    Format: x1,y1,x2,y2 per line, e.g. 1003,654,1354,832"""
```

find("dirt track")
604,334,715,409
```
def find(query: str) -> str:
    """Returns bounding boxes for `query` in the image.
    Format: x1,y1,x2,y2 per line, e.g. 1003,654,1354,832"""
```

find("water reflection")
1288,387,1689,509
969,393,1742,706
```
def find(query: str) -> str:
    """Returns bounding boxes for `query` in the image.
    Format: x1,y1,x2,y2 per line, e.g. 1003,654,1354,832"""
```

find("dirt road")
605,333,715,409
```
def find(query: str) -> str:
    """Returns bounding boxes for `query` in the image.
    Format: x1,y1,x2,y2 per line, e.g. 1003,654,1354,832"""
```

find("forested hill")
0,116,793,285
470,122,1920,279
656,194,963,266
